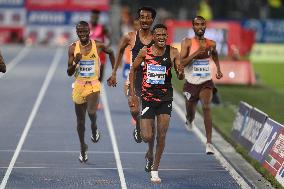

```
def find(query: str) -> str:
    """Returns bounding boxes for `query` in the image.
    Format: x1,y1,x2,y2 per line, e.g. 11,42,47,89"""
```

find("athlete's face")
76,25,90,43
193,18,206,37
139,10,154,30
153,28,168,48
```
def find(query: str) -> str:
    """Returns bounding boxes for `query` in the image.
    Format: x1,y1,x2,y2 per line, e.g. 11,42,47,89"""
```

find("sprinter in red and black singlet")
129,24,184,183
141,45,172,102
107,7,157,147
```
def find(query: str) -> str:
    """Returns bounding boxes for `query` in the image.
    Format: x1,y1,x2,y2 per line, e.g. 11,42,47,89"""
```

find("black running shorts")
141,100,172,119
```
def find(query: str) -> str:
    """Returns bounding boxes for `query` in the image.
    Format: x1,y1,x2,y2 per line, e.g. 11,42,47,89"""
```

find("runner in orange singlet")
180,16,223,155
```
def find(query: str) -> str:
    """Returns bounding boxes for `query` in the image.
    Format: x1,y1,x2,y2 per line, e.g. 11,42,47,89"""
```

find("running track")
0,45,242,189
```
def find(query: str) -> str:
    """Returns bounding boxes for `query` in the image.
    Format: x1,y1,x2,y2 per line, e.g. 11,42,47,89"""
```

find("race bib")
146,64,166,84
192,59,210,77
79,60,95,77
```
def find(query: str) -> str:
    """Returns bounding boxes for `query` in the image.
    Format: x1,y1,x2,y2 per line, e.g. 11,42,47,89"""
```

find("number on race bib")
146,64,166,84
192,59,210,77
79,60,95,77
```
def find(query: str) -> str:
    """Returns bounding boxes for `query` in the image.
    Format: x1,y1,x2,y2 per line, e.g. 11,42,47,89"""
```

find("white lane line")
0,167,118,170
0,150,204,155
0,48,63,189
0,47,30,78
0,167,227,172
101,85,127,189
172,100,252,189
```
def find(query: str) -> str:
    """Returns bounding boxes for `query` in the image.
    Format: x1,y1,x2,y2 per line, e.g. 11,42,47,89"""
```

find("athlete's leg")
152,114,170,171
140,118,155,171
86,91,100,141
145,124,155,172
145,124,155,158
185,99,197,123
130,98,142,143
183,82,198,124
75,103,87,148
140,119,155,143
199,88,213,143
75,102,88,162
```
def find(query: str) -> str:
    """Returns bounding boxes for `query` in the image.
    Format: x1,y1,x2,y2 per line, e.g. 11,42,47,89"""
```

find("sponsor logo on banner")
231,101,252,141
243,20,284,43
0,8,25,26
239,108,267,150
27,11,91,25
250,119,283,163
276,163,284,186
0,0,24,7
27,11,67,25
262,123,284,177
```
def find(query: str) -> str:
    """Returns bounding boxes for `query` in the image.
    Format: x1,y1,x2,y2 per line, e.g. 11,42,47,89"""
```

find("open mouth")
80,36,87,40
141,24,149,28
158,39,165,45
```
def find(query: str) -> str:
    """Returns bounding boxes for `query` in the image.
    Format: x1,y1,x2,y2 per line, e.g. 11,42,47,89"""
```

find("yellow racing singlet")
74,40,100,82
72,40,101,104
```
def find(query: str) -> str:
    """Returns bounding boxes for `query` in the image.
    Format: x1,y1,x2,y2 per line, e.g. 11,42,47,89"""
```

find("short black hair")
91,9,100,14
152,24,167,32
137,6,156,19
192,16,206,25
76,21,89,28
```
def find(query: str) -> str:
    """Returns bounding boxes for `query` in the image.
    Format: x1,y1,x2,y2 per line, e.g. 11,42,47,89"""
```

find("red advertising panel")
263,127,284,176
0,28,23,44
210,60,256,85
26,0,109,11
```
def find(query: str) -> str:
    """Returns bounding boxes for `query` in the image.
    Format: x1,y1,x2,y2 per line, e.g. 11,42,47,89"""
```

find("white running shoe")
206,143,215,155
79,144,88,163
91,130,100,143
185,120,195,131
150,171,161,183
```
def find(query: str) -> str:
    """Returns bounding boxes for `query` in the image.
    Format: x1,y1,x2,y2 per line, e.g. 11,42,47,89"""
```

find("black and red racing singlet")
131,31,154,96
141,45,173,102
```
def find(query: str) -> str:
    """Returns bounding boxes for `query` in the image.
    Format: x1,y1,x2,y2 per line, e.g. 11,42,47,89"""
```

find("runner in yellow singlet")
67,21,115,163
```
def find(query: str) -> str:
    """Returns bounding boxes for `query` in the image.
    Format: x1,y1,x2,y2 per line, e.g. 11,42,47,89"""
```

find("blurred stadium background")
0,0,284,187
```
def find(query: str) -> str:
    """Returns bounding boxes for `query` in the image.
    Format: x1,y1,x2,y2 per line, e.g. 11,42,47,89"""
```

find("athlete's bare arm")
180,38,207,67
107,32,134,87
67,43,82,76
0,51,6,73
170,47,184,80
128,46,146,106
96,41,115,69
211,41,223,79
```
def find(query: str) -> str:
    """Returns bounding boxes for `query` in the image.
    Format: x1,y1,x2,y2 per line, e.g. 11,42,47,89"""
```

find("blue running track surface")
0,45,241,189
